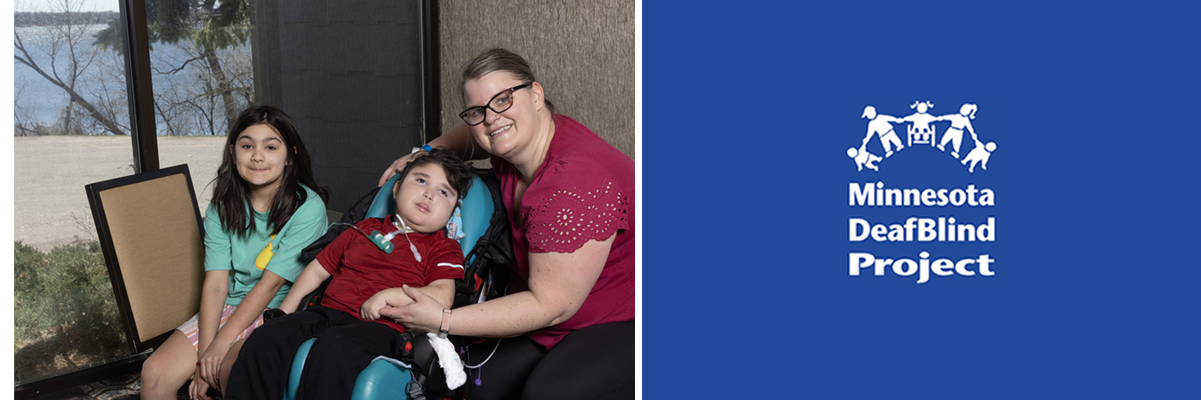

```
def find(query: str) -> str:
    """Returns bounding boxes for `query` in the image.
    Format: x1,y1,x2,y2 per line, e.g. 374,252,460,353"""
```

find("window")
14,0,135,385
144,0,255,209
14,0,435,390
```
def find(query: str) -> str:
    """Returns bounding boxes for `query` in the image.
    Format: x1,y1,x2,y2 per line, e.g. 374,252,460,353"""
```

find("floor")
27,373,215,400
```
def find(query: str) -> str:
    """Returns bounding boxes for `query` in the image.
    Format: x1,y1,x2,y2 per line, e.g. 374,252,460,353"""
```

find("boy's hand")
361,293,388,320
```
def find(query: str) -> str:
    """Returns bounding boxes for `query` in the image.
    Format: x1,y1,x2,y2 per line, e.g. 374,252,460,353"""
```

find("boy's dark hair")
212,105,329,238
397,148,475,200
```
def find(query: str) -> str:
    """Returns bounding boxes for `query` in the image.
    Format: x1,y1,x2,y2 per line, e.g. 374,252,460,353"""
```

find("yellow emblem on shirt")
255,234,276,270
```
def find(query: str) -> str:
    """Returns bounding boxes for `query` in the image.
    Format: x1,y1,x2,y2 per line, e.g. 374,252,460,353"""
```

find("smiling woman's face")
463,71,543,161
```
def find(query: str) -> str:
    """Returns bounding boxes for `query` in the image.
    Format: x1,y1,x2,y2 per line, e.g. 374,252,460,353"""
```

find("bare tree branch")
14,0,128,136
154,55,204,75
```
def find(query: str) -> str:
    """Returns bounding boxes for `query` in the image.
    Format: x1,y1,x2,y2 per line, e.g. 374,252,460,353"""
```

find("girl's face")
393,163,459,233
233,123,290,195
463,71,543,161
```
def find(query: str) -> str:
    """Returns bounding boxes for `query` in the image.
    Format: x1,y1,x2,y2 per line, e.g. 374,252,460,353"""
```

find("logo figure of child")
962,140,996,173
900,100,938,146
847,145,882,171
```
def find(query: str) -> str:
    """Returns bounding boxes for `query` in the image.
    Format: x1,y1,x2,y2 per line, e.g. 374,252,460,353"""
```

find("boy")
223,149,475,400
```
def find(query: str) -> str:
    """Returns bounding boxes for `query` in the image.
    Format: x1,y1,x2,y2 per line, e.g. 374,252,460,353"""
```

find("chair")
284,171,499,400
84,164,206,354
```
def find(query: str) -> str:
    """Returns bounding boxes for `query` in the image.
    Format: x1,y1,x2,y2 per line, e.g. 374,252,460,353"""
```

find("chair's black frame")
85,164,205,354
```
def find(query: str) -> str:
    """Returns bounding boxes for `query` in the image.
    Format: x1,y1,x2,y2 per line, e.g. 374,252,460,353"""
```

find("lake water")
14,23,250,136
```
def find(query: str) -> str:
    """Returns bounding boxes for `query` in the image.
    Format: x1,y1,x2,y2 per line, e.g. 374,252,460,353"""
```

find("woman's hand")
379,285,443,333
196,339,231,393
361,288,417,320
378,123,479,187
188,364,212,400
378,151,424,187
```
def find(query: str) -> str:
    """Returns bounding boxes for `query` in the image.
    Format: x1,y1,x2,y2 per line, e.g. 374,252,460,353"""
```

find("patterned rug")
80,373,140,400
32,373,216,400
24,373,138,400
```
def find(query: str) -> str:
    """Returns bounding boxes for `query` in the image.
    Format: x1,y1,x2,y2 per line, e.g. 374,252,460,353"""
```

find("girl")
140,105,329,400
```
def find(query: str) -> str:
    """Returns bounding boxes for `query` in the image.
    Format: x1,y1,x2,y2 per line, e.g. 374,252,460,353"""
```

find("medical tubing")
463,338,501,369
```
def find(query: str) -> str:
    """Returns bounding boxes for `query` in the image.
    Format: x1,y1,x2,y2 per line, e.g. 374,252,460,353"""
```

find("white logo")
848,100,997,173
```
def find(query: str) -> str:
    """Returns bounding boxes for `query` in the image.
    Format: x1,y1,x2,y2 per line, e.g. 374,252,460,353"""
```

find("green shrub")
14,240,129,384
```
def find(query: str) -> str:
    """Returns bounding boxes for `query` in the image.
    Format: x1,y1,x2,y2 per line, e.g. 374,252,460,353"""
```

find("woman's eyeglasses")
458,83,532,126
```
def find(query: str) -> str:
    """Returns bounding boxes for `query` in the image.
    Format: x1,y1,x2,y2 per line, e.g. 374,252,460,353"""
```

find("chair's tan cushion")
99,173,204,342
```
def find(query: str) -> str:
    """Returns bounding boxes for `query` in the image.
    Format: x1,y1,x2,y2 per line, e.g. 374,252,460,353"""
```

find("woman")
378,48,634,400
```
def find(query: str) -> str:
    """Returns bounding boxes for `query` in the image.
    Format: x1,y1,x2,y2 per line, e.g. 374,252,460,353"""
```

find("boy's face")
393,163,458,233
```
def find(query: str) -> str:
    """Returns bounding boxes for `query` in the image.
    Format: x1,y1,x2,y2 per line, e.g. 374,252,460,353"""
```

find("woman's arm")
363,279,455,320
383,234,615,337
435,123,484,161
378,123,482,187
278,259,332,314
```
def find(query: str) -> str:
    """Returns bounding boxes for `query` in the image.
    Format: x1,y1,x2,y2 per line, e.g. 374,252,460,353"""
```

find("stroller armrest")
262,278,332,322
263,308,288,321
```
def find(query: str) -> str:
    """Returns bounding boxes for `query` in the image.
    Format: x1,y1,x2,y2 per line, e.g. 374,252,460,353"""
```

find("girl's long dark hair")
211,105,329,238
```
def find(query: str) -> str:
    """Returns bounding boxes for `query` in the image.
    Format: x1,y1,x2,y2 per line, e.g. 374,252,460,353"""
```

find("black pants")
464,321,635,400
224,306,401,400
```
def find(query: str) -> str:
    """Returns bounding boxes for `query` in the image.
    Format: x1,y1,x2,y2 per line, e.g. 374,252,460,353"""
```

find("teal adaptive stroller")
268,170,510,400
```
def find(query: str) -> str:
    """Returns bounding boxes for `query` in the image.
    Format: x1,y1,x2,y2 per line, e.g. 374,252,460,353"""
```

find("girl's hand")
360,292,388,320
197,339,231,392
189,366,212,400
379,285,442,333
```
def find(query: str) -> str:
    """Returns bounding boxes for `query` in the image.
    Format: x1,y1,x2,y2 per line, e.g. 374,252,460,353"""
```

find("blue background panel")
643,1,1200,398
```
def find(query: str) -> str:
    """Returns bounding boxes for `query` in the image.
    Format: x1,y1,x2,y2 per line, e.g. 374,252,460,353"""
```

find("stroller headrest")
367,173,493,257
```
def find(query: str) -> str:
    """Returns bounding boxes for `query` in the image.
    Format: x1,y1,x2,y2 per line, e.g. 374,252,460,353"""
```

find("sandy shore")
14,136,227,252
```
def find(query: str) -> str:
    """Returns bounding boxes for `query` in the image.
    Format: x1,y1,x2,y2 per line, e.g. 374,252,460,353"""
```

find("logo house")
847,100,997,173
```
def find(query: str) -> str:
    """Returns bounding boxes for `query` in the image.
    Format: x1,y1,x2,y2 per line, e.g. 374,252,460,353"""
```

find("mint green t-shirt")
203,184,328,308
